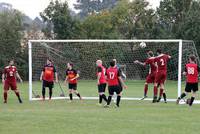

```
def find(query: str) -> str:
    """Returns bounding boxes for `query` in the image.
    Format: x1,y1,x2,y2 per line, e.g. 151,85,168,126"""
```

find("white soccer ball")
139,42,146,48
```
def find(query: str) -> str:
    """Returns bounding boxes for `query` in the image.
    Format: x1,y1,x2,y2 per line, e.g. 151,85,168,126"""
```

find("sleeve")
42,66,45,72
118,68,122,77
97,67,102,73
74,70,77,75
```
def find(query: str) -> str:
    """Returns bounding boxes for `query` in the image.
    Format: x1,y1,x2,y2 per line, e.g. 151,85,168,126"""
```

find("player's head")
156,49,162,55
47,58,52,65
112,59,117,66
110,60,115,67
189,55,196,63
146,50,154,57
67,62,73,69
96,60,102,66
8,59,14,66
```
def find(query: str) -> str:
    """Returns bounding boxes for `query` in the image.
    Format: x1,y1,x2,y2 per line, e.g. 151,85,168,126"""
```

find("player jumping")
176,55,200,106
96,60,108,105
40,59,58,100
64,63,82,102
134,50,157,100
104,60,127,108
153,49,171,103
2,59,23,103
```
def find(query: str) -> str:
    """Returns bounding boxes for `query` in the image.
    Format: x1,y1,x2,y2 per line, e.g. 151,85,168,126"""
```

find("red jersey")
3,66,17,82
97,65,107,84
155,54,170,73
106,67,120,86
185,63,199,83
66,69,78,84
42,64,56,82
145,57,157,74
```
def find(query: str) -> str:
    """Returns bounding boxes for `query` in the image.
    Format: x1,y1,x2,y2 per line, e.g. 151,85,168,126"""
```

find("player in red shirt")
176,55,200,106
40,59,58,100
96,60,107,105
104,60,127,108
134,50,157,100
64,63,82,102
2,59,23,103
153,49,171,103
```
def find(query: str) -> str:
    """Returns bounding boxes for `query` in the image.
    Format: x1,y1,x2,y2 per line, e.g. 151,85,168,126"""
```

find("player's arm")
16,71,23,83
118,69,127,89
183,67,187,76
2,73,5,85
134,60,146,66
40,71,44,81
97,67,102,85
71,72,79,81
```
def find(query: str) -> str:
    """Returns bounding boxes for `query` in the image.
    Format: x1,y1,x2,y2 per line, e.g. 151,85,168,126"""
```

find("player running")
153,49,171,103
134,50,157,100
64,63,82,102
40,59,58,100
176,55,200,106
2,59,23,103
104,60,127,108
96,60,108,105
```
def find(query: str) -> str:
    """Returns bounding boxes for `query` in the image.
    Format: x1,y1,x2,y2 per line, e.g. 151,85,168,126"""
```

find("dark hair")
147,50,154,57
68,62,73,67
110,60,115,67
8,58,14,63
47,58,52,62
189,55,196,62
156,49,162,54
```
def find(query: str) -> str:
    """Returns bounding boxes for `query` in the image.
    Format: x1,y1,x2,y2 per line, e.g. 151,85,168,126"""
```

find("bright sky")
0,0,160,19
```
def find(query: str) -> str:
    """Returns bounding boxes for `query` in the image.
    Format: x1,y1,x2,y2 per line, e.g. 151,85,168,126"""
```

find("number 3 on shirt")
188,67,194,75
109,72,115,79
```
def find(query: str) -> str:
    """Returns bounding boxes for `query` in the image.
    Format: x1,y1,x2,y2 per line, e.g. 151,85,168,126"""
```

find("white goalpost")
28,39,200,103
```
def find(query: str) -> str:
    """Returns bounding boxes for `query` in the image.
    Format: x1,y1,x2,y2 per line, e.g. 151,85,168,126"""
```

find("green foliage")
0,10,26,78
40,0,80,39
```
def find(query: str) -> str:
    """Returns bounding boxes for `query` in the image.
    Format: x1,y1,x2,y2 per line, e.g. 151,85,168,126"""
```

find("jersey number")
109,72,115,79
188,67,194,75
160,59,165,66
9,71,14,76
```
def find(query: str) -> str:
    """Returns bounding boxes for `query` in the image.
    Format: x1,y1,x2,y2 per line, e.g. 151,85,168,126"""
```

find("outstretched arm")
55,72,58,83
134,60,146,66
118,76,127,89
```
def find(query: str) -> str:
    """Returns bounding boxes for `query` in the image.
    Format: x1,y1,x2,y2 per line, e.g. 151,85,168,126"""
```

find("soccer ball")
139,42,146,48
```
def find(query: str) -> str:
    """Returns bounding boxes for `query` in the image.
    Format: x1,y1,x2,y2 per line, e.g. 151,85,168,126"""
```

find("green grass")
0,81,200,134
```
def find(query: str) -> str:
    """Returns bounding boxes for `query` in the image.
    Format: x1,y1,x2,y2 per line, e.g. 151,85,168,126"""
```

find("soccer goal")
28,39,200,102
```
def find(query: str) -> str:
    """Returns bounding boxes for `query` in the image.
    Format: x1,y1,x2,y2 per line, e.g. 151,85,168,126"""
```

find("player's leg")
116,87,122,107
48,82,53,100
68,84,73,101
98,84,107,104
153,82,158,103
157,83,164,102
176,83,190,104
188,83,198,106
105,86,114,107
3,82,9,103
73,84,82,100
42,81,46,100
141,82,148,100
11,83,22,103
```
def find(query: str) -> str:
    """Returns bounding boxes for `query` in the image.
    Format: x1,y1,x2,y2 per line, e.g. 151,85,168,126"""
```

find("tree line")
0,0,200,80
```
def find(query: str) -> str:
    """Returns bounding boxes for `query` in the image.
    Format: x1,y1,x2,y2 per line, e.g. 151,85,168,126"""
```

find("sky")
0,0,160,19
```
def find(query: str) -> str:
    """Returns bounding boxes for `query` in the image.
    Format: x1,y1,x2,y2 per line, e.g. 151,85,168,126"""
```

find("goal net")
28,40,200,102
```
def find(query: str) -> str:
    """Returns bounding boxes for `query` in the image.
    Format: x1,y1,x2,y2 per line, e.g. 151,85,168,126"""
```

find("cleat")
176,98,181,104
164,101,167,103
19,99,23,104
68,100,72,103
157,97,161,102
141,96,147,100
152,96,157,103
96,103,102,106
104,104,110,108
4,101,7,104
114,104,119,108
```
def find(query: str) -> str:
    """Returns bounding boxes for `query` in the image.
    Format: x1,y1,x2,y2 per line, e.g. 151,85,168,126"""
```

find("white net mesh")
29,40,200,100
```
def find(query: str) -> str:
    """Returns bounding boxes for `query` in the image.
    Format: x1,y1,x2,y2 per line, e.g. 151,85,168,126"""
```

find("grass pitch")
0,80,200,134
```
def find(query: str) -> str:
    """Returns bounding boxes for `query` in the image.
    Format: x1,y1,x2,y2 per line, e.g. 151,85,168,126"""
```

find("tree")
40,0,81,39
74,0,118,18
0,10,25,77
110,0,157,39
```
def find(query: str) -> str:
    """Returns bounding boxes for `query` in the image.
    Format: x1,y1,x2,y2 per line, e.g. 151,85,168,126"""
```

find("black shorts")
68,83,77,90
185,83,198,93
43,80,54,89
118,82,123,92
98,83,106,93
108,86,121,95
